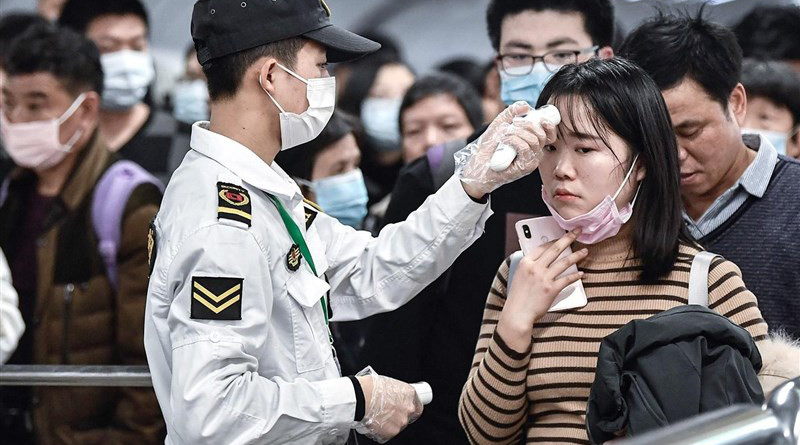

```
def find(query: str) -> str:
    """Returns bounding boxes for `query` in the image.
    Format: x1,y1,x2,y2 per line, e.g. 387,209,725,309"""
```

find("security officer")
143,1,555,444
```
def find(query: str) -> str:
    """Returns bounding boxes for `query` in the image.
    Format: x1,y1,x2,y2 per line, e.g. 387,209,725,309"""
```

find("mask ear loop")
56,93,88,152
611,153,640,201
259,72,287,114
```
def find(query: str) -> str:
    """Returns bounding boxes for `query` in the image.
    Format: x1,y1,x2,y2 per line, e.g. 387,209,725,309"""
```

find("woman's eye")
577,147,593,154
543,145,556,152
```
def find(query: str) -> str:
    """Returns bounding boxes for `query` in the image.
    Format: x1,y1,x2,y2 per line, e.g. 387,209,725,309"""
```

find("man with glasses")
358,1,615,443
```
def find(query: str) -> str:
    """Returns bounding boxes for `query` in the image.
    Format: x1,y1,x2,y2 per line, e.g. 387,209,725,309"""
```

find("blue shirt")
683,134,778,239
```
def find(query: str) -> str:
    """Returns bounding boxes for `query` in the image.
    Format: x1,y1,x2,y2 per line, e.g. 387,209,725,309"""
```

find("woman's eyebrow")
569,130,603,140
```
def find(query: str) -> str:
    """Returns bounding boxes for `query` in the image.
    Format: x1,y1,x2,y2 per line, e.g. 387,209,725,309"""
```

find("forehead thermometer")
489,105,561,172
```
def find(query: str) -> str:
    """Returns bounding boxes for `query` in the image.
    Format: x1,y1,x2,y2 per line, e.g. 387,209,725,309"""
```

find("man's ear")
256,57,280,95
597,46,614,59
79,91,100,127
728,83,747,126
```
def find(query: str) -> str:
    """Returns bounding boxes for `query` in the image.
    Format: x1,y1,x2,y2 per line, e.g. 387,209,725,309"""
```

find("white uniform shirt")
144,122,492,445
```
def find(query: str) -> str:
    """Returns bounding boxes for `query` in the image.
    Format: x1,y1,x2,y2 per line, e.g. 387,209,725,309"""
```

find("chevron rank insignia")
191,277,243,320
217,182,252,227
303,199,321,229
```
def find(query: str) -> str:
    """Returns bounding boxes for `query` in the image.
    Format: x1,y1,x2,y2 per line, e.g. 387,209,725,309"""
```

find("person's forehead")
662,78,721,118
403,94,466,121
500,9,593,51
86,13,148,39
4,72,69,99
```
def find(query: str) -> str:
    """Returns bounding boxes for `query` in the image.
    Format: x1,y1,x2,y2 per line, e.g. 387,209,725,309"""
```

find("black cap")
191,0,380,65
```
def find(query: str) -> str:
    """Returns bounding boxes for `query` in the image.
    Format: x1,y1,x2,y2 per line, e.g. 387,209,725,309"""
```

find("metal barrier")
615,377,800,445
0,365,152,387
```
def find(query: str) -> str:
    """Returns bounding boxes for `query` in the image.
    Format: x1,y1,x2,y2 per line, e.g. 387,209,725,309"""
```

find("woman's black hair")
537,57,689,282
275,110,361,181
338,52,407,117
398,72,483,134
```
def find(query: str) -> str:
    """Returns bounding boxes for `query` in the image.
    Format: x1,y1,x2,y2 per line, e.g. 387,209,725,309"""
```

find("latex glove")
355,366,423,443
456,101,558,198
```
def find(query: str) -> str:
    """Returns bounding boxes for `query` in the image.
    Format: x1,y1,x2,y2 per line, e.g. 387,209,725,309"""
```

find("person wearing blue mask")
492,0,614,107
740,58,800,159
172,46,210,128
276,110,368,228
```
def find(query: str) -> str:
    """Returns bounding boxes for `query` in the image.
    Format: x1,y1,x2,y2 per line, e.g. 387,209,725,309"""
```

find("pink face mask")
0,93,86,170
542,155,640,244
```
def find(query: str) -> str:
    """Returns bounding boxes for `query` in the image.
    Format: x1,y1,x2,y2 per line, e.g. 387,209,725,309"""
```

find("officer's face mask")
172,79,209,125
300,169,369,228
360,97,402,148
500,63,556,106
100,50,155,110
0,93,87,170
741,127,790,156
260,63,336,151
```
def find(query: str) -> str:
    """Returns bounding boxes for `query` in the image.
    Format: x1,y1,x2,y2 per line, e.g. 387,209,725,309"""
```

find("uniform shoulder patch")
217,182,252,227
303,198,322,229
147,219,158,277
191,276,243,320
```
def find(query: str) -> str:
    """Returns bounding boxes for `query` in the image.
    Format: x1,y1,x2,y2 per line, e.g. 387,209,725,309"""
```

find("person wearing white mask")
59,0,183,183
460,58,770,445
741,59,800,159
0,24,164,444
144,1,556,444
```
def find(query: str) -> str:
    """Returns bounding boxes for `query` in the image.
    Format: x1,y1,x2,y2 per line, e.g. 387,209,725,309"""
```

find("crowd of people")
0,0,798,444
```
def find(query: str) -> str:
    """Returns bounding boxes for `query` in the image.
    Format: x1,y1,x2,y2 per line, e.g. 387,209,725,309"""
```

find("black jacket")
586,305,764,444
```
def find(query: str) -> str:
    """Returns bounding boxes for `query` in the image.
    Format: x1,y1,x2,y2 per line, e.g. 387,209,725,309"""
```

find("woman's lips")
553,189,579,201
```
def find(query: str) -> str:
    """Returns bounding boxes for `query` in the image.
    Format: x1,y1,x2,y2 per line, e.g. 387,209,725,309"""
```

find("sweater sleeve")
458,258,529,445
706,257,769,344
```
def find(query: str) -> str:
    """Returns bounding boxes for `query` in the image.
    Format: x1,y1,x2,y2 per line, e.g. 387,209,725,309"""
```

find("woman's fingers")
552,270,584,292
537,229,580,266
548,248,588,278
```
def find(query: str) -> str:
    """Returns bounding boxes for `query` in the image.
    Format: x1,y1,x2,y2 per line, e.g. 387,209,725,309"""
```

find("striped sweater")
458,237,768,445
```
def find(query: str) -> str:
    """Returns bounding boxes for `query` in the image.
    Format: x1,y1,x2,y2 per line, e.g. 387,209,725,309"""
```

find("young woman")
458,58,768,445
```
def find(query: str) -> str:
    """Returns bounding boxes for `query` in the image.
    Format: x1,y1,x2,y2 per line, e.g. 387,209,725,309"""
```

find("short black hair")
399,73,483,134
734,6,800,61
202,37,304,101
58,0,149,34
4,23,103,97
0,13,49,68
275,110,361,181
486,0,614,52
436,58,487,97
538,58,689,282
741,58,800,128
619,9,741,108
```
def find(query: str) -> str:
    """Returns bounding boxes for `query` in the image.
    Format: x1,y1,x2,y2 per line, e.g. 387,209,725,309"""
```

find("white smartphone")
515,216,587,312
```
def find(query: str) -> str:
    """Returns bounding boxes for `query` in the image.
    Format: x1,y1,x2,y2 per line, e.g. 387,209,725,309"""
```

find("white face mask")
100,50,155,110
0,93,87,170
260,63,335,151
741,127,789,156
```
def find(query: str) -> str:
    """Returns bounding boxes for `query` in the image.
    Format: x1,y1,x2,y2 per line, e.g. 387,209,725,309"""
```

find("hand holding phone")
515,217,588,311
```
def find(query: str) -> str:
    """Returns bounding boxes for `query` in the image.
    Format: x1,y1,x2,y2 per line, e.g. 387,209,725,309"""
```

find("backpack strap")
688,251,720,307
507,250,525,292
91,160,163,290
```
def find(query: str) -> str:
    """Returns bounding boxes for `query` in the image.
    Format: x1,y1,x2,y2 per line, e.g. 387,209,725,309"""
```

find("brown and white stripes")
458,237,768,445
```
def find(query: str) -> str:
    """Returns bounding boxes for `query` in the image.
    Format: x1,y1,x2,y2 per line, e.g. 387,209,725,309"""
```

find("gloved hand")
456,101,558,198
354,366,423,443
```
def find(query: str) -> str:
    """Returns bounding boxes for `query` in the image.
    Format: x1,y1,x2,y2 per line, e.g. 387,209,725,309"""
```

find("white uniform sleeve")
0,249,24,364
164,224,356,444
325,175,492,321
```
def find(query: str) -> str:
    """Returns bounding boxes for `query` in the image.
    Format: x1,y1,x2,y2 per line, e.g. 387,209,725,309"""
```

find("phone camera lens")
523,225,531,238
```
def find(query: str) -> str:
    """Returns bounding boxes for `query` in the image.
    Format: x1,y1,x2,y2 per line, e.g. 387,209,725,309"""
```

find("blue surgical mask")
500,63,556,106
172,79,209,125
742,128,788,156
312,169,369,228
361,97,402,148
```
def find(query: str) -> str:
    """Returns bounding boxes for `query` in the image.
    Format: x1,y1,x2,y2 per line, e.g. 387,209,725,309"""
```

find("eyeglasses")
498,46,599,76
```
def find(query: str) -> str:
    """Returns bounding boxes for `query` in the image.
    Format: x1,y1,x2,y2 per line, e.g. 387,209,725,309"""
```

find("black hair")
741,58,800,128
4,23,103,97
538,58,688,282
275,110,361,181
398,73,483,134
338,51,408,117
58,0,149,34
436,58,487,96
0,13,50,68
201,37,304,101
618,9,741,108
486,0,614,52
734,6,800,61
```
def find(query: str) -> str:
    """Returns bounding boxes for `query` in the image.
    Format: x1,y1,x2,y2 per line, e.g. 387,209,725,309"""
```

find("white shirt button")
210,332,220,343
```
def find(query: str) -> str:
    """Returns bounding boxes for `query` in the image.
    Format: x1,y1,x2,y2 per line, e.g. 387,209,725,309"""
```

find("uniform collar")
190,121,300,200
